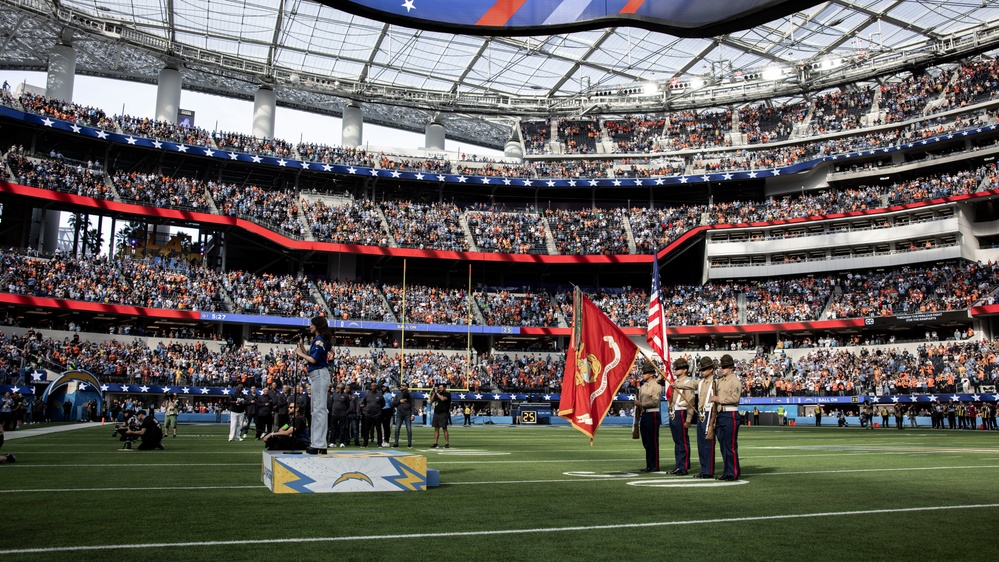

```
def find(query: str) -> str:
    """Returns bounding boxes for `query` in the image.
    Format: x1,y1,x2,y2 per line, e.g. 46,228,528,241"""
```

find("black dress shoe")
305,447,328,455
716,475,738,481
692,473,713,479
668,468,689,475
642,468,660,473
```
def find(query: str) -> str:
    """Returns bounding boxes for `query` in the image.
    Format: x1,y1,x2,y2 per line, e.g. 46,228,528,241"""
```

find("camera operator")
119,410,164,451
113,411,141,449
262,403,308,451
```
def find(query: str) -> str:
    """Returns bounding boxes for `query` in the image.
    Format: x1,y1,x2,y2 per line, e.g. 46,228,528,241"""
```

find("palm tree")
115,221,145,257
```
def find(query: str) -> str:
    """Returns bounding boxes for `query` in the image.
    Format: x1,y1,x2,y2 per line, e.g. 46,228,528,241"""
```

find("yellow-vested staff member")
635,361,664,473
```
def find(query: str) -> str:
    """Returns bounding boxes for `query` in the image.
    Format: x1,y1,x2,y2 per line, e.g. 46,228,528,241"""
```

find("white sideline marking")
627,479,750,488
18,463,257,468
0,486,260,494
2,503,998,554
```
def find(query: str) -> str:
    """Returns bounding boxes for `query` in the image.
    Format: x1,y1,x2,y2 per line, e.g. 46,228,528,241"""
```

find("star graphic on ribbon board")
402,0,415,12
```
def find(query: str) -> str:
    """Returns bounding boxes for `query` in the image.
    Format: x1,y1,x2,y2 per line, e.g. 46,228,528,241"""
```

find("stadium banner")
333,0,823,38
1,382,994,404
872,310,969,328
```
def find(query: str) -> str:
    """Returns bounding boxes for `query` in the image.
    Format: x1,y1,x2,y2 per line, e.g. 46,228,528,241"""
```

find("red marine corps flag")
558,287,639,443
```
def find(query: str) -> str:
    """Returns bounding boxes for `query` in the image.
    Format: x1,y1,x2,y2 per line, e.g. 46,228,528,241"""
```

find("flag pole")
401,258,406,385
466,263,472,391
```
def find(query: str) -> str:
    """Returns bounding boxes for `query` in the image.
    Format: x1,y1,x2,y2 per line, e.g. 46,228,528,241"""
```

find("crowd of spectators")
317,279,394,322
209,183,305,237
381,283,471,325
743,277,835,324
380,201,467,251
606,116,667,153
663,109,733,150
221,270,322,318
466,210,548,253
614,158,686,178
5,243,996,328
0,251,224,311
5,324,998,399
628,205,704,253
739,101,807,144
302,198,388,245
556,118,600,154
809,87,875,134
879,70,949,123
748,338,999,398
5,146,110,199
476,290,559,327
112,172,213,212
213,131,294,158
297,143,378,167
521,120,549,154
825,263,999,319
947,58,999,108
545,207,630,255
117,116,213,147
4,60,998,190
16,93,116,130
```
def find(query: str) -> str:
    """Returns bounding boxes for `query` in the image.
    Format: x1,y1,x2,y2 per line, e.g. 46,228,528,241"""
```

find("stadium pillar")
342,104,363,148
155,66,182,123
41,35,71,255
504,139,524,159
252,86,277,139
425,121,445,151
46,42,76,102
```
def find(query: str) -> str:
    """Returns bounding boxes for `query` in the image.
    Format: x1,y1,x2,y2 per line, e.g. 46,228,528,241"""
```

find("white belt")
721,407,738,412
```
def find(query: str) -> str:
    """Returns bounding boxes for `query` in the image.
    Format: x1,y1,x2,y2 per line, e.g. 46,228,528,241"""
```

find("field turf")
1,422,997,561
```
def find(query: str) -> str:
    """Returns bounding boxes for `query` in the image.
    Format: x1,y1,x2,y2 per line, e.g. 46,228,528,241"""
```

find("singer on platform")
295,316,332,455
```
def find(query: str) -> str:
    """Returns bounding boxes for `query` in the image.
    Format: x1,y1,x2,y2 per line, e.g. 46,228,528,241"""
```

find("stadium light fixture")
761,66,783,81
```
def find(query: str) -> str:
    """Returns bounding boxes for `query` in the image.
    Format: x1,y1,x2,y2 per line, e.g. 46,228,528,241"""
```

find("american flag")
647,252,674,398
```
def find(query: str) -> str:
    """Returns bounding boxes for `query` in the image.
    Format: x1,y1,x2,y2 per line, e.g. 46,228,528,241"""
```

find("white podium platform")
262,449,429,494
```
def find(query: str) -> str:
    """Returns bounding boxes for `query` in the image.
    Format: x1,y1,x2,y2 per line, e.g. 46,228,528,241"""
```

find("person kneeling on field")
120,410,165,450
263,404,309,451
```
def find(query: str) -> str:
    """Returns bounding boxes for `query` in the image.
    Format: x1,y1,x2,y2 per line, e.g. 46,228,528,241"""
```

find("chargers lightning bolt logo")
333,472,374,488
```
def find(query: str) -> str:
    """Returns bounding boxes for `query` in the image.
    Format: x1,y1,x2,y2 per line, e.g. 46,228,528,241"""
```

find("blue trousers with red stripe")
669,409,691,471
639,410,661,471
715,410,741,479
695,415,715,476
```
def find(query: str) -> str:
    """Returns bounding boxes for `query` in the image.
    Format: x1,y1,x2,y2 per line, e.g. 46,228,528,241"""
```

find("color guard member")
667,357,697,475
709,354,742,481
635,360,664,473
693,356,716,478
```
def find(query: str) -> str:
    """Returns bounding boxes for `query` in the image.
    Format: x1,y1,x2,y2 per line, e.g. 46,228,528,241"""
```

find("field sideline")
1,423,997,561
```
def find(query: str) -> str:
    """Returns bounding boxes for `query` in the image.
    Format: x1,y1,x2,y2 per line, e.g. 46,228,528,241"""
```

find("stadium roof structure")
2,0,999,149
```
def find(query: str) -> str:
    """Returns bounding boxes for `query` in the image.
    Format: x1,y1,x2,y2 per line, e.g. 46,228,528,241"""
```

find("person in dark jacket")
393,381,415,448
329,383,350,447
254,387,274,440
359,382,384,447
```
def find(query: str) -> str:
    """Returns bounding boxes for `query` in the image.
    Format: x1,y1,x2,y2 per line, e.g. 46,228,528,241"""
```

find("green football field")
1,422,997,561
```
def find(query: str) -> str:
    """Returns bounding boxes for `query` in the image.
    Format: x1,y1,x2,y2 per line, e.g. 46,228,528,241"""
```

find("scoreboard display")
333,0,822,38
